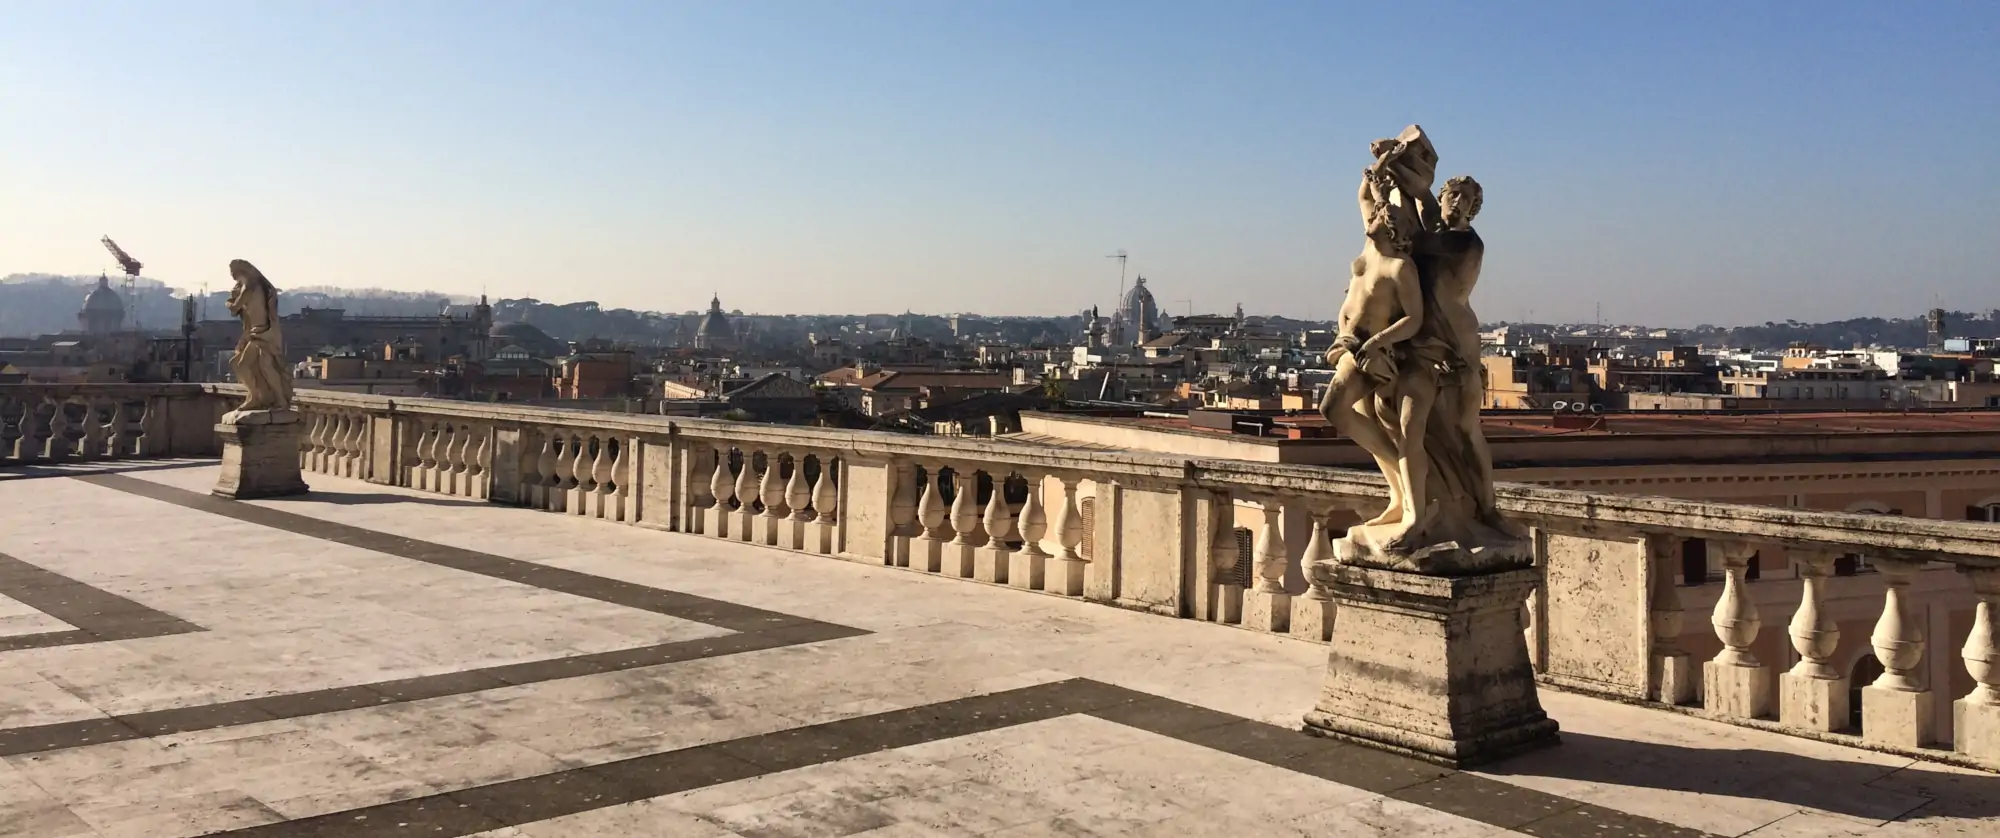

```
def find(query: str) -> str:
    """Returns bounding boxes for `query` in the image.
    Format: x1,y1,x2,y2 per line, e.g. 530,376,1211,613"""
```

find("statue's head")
1369,125,1438,194
1439,176,1483,230
228,259,272,289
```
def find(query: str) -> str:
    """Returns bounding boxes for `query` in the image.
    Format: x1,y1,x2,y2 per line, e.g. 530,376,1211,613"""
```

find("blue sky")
4,2,1995,325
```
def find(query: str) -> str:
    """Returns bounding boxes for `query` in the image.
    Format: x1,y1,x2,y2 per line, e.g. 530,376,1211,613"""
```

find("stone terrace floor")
1,461,1996,838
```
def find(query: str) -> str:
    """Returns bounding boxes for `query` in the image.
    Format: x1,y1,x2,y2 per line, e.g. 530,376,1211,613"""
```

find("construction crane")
101,236,143,330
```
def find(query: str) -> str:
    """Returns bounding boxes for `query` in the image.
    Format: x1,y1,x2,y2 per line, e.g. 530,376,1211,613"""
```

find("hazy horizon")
5,2,1994,327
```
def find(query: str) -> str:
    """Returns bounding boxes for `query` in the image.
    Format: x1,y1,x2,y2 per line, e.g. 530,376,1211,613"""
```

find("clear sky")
4,2,1995,325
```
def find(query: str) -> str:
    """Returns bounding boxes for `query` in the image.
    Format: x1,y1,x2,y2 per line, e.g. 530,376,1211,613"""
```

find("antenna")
1105,249,1128,317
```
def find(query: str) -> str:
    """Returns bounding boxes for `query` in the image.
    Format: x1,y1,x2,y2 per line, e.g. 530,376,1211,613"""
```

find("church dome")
82,275,125,316
1120,276,1161,341
695,294,736,349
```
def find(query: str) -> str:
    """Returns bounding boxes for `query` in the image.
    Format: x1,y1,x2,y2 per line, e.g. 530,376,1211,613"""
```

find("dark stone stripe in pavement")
0,551,205,652
0,621,870,758
200,678,1718,838
78,472,817,634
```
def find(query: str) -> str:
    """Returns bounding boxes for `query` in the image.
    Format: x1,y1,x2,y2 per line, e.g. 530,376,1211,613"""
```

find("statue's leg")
1326,362,1405,526
1458,371,1501,522
1394,369,1438,535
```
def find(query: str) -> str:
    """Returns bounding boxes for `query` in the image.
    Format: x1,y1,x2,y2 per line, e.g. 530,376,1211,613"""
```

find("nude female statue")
1321,125,1439,535
225,259,294,413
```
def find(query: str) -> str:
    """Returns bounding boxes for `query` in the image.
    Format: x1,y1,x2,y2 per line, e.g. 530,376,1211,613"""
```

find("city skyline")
4,2,1995,326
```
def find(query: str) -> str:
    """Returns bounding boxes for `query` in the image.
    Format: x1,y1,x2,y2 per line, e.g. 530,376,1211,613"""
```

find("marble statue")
223,259,294,419
1317,126,1524,574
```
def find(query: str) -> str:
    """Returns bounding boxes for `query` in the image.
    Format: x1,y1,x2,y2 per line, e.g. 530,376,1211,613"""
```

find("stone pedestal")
1009,551,1046,590
1862,686,1933,748
1302,560,1558,767
1704,661,1772,720
973,546,1011,584
1244,589,1291,633
212,411,307,500
1953,698,2000,762
1653,652,1698,706
1780,674,1849,732
703,505,732,539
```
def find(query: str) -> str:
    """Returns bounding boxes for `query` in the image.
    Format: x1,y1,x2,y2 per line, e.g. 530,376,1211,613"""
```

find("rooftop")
0,460,1993,836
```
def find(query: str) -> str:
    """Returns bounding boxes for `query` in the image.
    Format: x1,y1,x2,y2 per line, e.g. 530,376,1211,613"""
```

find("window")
1681,538,1707,586
1970,504,2000,523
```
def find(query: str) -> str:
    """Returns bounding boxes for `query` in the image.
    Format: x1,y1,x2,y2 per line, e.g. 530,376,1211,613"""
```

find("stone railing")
33,385,1995,770
0,383,228,466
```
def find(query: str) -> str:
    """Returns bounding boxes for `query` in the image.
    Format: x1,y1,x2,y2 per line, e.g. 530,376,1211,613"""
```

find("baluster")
1862,557,1931,747
428,425,452,494
324,414,344,477
1294,504,1336,642
782,454,812,550
1705,543,1770,720
1780,550,1846,731
590,436,615,518
42,397,72,460
450,425,474,497
732,448,761,540
466,427,490,500
411,422,435,490
1647,535,1695,705
810,455,840,554
16,397,48,464
0,395,21,462
1050,477,1087,596
1958,567,2000,761
547,432,574,512
947,465,985,577
344,412,367,478
569,433,595,516
331,414,351,478
1208,492,1240,624
300,413,322,473
1241,496,1290,632
605,437,627,521
532,434,556,512
913,463,949,572
757,451,789,545
886,458,915,566
107,399,135,459
707,447,736,537
1010,473,1050,590
975,471,1016,584
76,398,107,461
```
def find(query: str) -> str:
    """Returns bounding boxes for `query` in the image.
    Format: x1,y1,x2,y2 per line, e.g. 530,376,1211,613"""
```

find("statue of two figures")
1316,125,1527,576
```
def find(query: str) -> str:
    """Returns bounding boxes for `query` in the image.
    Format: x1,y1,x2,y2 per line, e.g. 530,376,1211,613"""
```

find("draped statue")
224,259,295,417
1318,126,1525,574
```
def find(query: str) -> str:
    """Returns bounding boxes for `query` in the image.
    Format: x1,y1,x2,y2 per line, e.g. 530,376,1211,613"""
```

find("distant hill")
0,273,472,337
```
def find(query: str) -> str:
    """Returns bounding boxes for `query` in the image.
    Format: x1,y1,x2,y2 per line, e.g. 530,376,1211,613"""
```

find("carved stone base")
1780,673,1849,732
1653,652,1697,706
974,547,1011,584
1862,686,1933,748
1009,550,1046,590
1954,698,2000,763
1291,594,1335,642
1703,661,1772,720
1051,558,1086,596
1336,518,1532,576
1301,562,1557,768
1244,589,1291,633
212,417,307,500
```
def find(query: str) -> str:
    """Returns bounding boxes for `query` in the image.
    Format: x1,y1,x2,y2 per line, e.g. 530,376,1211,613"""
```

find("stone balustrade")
0,384,228,466
22,383,2000,770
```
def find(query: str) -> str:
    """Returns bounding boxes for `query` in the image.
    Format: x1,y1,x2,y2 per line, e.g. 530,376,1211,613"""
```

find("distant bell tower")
1927,308,1947,350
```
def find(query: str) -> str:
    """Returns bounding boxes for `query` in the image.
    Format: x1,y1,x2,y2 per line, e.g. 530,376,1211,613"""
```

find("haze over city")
4,2,1995,325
